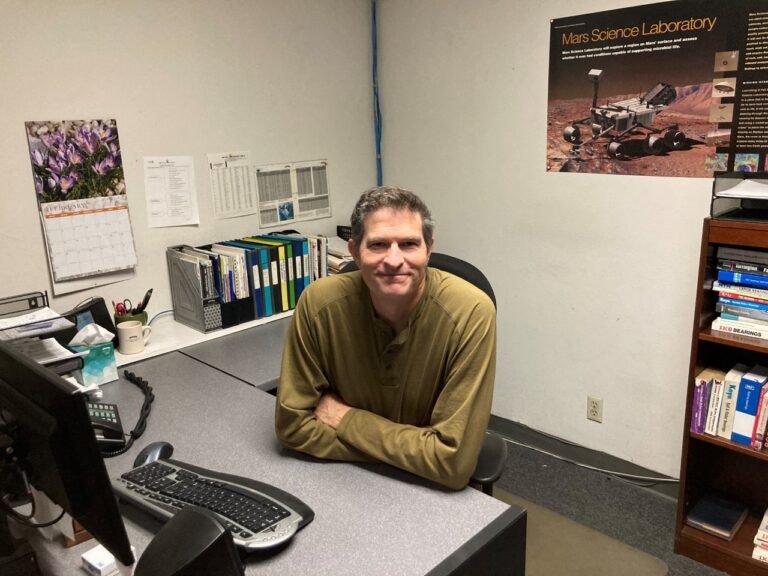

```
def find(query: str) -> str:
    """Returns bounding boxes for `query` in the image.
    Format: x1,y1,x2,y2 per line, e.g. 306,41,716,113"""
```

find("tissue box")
72,343,118,387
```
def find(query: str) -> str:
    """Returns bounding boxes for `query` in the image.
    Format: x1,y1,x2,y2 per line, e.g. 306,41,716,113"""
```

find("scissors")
116,299,133,316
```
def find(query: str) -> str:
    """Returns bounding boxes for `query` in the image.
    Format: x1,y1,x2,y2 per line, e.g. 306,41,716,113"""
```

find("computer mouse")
133,441,174,468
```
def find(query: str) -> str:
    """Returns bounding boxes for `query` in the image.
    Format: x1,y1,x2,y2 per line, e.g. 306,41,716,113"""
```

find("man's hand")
314,391,352,429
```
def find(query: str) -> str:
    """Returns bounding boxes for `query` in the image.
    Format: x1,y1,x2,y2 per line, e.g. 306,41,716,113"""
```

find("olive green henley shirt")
275,268,496,490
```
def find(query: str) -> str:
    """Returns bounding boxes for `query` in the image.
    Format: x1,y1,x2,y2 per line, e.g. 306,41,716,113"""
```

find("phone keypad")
88,402,119,423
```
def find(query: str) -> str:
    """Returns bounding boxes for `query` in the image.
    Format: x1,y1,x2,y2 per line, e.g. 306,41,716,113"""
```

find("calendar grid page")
40,195,138,282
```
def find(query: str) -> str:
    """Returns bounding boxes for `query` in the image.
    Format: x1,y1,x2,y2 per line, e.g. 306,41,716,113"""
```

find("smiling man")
274,186,496,490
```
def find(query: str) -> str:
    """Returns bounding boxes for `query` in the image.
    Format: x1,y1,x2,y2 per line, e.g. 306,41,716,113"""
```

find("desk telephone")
88,402,126,450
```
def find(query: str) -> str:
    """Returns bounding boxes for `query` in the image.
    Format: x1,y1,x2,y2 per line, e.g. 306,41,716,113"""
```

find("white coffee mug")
117,320,152,355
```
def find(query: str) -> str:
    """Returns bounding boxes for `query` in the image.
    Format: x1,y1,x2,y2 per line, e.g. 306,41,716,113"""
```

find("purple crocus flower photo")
25,119,126,203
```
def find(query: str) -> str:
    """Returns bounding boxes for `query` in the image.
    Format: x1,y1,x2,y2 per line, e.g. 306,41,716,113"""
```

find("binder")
224,241,273,318
240,238,288,312
277,231,328,281
251,237,295,309
208,244,256,327
268,233,309,300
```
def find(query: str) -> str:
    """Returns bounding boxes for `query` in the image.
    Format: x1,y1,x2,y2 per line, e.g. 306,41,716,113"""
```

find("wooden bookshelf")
676,218,768,575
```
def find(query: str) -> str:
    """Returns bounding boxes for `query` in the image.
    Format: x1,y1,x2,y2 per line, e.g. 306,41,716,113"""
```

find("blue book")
685,494,748,540
718,270,768,290
731,365,768,445
718,296,768,311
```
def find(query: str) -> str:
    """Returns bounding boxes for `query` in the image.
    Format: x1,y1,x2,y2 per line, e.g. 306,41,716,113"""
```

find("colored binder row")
167,232,329,333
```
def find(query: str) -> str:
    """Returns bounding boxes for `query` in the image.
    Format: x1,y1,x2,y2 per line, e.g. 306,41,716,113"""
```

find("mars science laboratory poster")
547,0,768,177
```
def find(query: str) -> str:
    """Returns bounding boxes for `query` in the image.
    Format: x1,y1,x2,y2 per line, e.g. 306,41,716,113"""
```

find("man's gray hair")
350,186,435,247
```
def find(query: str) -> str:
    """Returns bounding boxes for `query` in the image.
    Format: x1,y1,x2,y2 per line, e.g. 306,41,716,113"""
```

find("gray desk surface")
179,317,290,390
28,351,522,576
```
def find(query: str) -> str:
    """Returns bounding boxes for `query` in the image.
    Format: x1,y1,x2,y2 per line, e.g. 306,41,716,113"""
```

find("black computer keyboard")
112,459,314,551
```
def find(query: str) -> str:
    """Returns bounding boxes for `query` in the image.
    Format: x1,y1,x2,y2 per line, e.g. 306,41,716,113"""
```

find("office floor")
492,421,725,576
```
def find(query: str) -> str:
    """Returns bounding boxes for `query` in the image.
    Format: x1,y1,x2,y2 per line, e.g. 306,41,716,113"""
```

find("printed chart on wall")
208,153,331,227
547,0,768,177
25,120,137,291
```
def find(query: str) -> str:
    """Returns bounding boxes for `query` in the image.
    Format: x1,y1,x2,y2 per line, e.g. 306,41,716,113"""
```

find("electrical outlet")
587,396,603,423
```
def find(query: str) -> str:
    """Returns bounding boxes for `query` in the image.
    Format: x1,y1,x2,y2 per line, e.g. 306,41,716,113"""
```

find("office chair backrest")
340,252,496,309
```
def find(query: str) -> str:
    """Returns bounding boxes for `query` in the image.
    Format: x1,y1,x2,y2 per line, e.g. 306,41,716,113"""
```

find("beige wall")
0,0,374,313
378,0,711,476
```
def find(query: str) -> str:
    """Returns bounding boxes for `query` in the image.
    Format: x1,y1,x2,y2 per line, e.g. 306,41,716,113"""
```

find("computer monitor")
0,340,134,567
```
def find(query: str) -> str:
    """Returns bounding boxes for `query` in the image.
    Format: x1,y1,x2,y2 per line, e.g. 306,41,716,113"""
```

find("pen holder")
114,311,148,326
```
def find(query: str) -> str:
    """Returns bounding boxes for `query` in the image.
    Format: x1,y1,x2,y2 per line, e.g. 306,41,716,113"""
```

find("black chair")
340,252,508,495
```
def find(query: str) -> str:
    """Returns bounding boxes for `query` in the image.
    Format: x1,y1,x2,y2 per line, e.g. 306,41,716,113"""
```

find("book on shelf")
732,365,768,446
752,384,768,450
754,508,768,564
684,494,748,541
704,369,727,436
713,280,768,301
718,259,768,277
721,312,768,326
753,545,768,563
710,316,768,340
717,246,768,266
718,364,748,440
718,290,768,307
692,367,717,434
719,295,768,312
717,270,768,290
716,303,768,324
754,508,768,546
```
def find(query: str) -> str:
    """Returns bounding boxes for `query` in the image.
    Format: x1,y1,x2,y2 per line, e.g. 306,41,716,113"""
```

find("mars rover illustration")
562,69,686,160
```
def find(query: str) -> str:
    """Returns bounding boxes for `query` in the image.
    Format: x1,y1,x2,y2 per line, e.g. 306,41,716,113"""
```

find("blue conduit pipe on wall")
372,0,383,186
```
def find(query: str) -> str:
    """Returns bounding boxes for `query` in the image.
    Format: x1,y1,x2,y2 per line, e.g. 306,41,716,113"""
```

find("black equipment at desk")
88,401,127,450
0,341,315,575
0,340,134,571
113,457,315,551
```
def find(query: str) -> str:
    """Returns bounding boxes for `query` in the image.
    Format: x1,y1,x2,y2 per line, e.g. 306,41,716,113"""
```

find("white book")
713,280,768,301
711,317,768,340
704,373,726,436
211,244,249,300
755,517,768,545
732,365,768,446
755,545,768,563
718,364,749,440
